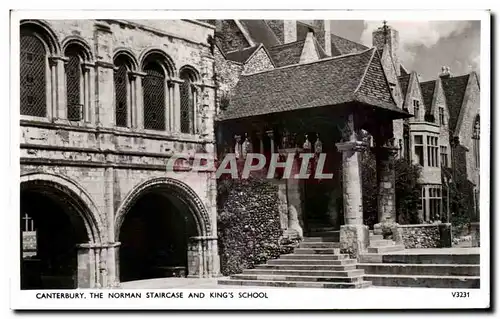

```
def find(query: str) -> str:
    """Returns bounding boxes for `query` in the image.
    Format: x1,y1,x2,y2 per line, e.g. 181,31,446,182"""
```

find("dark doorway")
118,191,197,282
20,187,89,290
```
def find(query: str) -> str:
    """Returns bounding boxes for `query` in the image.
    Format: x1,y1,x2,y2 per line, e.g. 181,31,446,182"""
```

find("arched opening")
114,53,136,128
20,180,94,289
117,186,200,282
64,42,91,122
179,66,199,134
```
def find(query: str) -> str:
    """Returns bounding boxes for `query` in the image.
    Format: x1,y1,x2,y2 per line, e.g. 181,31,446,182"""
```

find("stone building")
214,20,480,247
18,18,480,289
19,19,220,289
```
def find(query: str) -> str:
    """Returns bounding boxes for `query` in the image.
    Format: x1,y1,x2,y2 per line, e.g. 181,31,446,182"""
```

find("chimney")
439,66,451,79
373,22,400,76
266,20,297,44
312,20,331,56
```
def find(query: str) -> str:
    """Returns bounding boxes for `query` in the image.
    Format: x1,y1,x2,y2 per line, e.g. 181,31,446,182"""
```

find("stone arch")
20,19,61,55
20,172,104,244
113,48,139,71
179,64,201,82
115,177,211,241
139,47,176,77
62,36,93,61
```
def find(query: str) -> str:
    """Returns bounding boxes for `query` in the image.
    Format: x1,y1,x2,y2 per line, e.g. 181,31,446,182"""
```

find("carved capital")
336,141,368,153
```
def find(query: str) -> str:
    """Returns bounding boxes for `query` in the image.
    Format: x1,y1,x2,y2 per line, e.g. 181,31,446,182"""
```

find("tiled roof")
314,37,329,59
268,40,305,67
398,74,411,100
420,80,436,114
400,65,409,75
239,20,281,48
225,45,261,64
441,74,470,132
218,48,408,121
330,33,369,56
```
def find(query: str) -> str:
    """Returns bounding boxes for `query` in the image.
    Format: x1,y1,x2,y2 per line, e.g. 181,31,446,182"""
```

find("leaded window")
143,63,165,131
114,59,129,127
65,46,83,121
180,74,195,134
20,33,46,117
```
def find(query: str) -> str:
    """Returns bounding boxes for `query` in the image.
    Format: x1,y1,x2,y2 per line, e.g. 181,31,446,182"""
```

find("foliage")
217,177,293,276
361,150,422,226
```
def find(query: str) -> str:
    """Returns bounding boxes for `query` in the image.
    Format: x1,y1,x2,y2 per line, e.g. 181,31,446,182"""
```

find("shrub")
217,177,290,276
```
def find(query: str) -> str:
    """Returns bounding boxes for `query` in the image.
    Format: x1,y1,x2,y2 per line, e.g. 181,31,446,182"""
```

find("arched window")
473,115,480,168
20,32,47,117
143,62,166,131
64,44,87,121
180,69,197,134
114,55,133,127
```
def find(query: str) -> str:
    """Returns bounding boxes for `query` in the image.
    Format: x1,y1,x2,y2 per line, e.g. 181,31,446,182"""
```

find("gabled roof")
330,33,369,56
218,48,408,121
225,45,262,64
239,20,281,48
268,40,305,67
313,37,329,59
441,74,471,132
420,80,436,114
398,73,411,100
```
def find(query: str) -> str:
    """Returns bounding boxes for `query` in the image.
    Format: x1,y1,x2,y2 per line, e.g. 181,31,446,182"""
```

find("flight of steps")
358,232,480,288
366,231,405,253
218,225,371,288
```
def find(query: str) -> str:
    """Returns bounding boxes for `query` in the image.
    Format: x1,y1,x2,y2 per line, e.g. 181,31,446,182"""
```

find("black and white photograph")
8,9,490,310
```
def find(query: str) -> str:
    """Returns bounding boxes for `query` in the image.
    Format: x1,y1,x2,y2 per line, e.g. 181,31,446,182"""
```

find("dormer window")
439,107,445,126
413,100,420,120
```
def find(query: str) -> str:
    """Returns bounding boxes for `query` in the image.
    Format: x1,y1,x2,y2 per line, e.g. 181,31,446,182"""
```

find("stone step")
307,231,340,239
230,274,364,283
243,268,365,277
364,274,480,288
281,254,349,260
218,279,372,289
294,248,340,254
369,234,384,240
367,245,405,254
267,258,357,266
358,263,480,276
302,237,339,242
370,239,395,247
308,226,338,233
299,242,341,249
256,264,358,271
381,253,480,265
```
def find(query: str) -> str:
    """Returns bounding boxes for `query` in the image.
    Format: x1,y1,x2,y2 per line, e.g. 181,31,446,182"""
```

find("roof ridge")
241,47,376,77
269,39,306,49
225,45,260,55
354,48,376,94
330,32,369,49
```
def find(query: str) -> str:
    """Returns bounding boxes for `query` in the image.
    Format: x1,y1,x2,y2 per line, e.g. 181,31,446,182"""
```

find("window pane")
180,79,194,134
65,49,82,121
414,135,422,144
143,63,165,131
114,63,128,127
20,33,46,117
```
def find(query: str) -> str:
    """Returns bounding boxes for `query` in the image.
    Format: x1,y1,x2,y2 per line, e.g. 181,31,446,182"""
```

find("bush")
361,150,422,226
217,177,292,276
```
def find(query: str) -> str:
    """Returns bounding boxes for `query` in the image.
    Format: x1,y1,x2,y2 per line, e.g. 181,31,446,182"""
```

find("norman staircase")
218,225,371,288
358,232,480,288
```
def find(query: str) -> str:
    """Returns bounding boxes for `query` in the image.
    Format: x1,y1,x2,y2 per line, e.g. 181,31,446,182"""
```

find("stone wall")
214,45,243,96
398,223,452,248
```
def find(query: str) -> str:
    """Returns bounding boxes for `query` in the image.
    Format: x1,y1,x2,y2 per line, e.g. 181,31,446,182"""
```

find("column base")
340,224,369,259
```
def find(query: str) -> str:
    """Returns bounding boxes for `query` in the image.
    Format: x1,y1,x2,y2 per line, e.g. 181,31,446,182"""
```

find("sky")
327,20,481,81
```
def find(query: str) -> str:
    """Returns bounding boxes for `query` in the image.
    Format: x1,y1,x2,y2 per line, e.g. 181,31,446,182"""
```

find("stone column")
335,114,369,258
375,143,399,224
266,130,275,155
234,135,242,160
256,131,264,153
76,243,96,288
284,151,304,239
187,236,220,278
